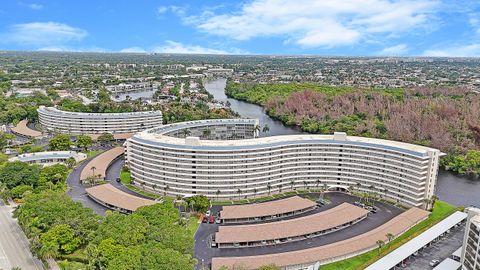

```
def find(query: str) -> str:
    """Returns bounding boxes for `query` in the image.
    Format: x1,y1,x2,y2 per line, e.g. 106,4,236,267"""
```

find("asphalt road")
0,201,43,270
66,155,109,216
195,192,403,269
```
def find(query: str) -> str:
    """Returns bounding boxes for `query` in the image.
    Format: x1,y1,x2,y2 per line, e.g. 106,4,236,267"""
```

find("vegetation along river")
204,78,480,207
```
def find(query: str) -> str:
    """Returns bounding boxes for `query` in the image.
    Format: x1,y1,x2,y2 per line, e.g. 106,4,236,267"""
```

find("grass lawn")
57,260,86,270
188,215,201,237
119,170,132,185
321,200,460,270
85,149,103,159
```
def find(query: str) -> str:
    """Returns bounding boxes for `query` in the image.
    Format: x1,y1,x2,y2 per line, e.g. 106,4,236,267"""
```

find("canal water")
204,78,480,207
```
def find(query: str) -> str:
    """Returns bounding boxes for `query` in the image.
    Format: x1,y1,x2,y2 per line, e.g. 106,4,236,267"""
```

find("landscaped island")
225,80,480,176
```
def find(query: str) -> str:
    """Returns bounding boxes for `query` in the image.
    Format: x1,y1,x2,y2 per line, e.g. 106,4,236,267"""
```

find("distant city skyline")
0,0,479,56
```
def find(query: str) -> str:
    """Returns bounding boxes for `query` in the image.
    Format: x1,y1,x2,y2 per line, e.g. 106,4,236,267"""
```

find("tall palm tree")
376,240,385,255
253,187,257,199
202,128,212,139
90,166,96,177
216,189,221,201
303,180,308,191
278,183,283,193
262,124,270,133
237,188,242,200
386,233,394,244
290,180,295,191
254,125,261,137
267,183,272,195
316,179,321,188
164,185,169,196
182,129,191,138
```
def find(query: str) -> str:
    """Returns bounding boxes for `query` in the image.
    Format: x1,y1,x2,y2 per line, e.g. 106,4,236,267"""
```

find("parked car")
209,215,215,224
429,259,440,267
205,210,211,216
202,216,208,223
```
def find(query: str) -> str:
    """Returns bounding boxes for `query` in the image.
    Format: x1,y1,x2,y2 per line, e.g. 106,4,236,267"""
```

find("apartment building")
125,119,440,208
38,106,163,134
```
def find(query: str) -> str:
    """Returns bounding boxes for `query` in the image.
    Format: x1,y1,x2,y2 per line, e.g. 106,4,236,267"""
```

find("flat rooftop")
86,183,156,212
133,119,439,156
220,196,317,221
11,120,42,138
216,202,369,244
80,147,124,181
366,211,467,270
211,207,430,270
38,106,162,119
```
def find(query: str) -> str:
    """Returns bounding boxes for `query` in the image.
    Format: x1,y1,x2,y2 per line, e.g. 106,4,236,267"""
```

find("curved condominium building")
38,106,163,134
125,119,440,208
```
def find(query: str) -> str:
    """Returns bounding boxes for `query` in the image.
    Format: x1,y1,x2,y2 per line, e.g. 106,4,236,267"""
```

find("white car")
205,210,211,217
429,259,440,267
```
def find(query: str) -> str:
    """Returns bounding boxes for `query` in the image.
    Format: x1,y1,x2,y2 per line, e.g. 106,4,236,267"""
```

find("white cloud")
120,47,147,53
423,44,480,57
157,6,168,14
379,44,409,55
156,5,187,16
187,0,439,47
152,41,240,54
28,3,43,10
1,22,87,46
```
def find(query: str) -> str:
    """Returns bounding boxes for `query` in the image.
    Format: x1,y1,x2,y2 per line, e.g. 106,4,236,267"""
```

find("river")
204,78,480,207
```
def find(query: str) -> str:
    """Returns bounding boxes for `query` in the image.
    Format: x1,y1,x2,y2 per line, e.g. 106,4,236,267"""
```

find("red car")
209,215,215,224
202,216,208,223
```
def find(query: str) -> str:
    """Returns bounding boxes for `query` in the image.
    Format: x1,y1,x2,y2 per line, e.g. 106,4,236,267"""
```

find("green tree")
9,184,34,199
184,195,210,213
76,135,93,151
98,133,114,145
49,134,72,151
0,132,15,149
0,161,41,189
39,164,69,186
39,224,81,257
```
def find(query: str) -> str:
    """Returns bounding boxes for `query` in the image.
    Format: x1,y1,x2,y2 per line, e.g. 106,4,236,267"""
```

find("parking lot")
194,192,403,269
404,222,465,269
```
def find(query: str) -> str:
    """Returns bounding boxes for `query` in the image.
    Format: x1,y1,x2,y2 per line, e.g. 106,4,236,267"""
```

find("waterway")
204,78,480,207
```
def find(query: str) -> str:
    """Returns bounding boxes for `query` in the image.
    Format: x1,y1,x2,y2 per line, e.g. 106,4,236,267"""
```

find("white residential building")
125,119,440,208
38,106,163,134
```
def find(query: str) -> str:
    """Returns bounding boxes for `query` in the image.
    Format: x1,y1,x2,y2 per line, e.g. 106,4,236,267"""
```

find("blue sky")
0,0,479,56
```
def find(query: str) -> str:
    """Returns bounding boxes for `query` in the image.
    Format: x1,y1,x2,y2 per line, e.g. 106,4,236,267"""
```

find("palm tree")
237,188,242,200
290,180,295,191
386,233,394,244
316,179,321,188
423,197,431,210
267,183,272,195
152,184,158,192
215,189,221,201
90,166,96,177
141,181,146,190
164,185,169,196
254,125,261,137
278,183,283,193
262,124,270,133
202,128,212,139
253,187,258,199
182,129,191,138
303,180,308,191
376,240,385,255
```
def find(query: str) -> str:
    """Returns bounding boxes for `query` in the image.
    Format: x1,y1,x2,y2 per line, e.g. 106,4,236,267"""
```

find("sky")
0,0,480,56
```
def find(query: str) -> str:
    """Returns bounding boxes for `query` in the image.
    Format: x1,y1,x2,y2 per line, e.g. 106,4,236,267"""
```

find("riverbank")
204,78,480,208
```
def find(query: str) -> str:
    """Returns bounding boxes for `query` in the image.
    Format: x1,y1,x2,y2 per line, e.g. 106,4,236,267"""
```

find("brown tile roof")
80,147,124,181
216,203,369,244
220,196,317,220
212,207,430,270
86,183,156,212
11,120,42,138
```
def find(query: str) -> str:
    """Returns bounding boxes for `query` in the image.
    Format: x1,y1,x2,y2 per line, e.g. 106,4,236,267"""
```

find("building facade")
125,119,440,208
105,82,157,94
462,207,480,270
38,106,163,134
9,151,87,166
